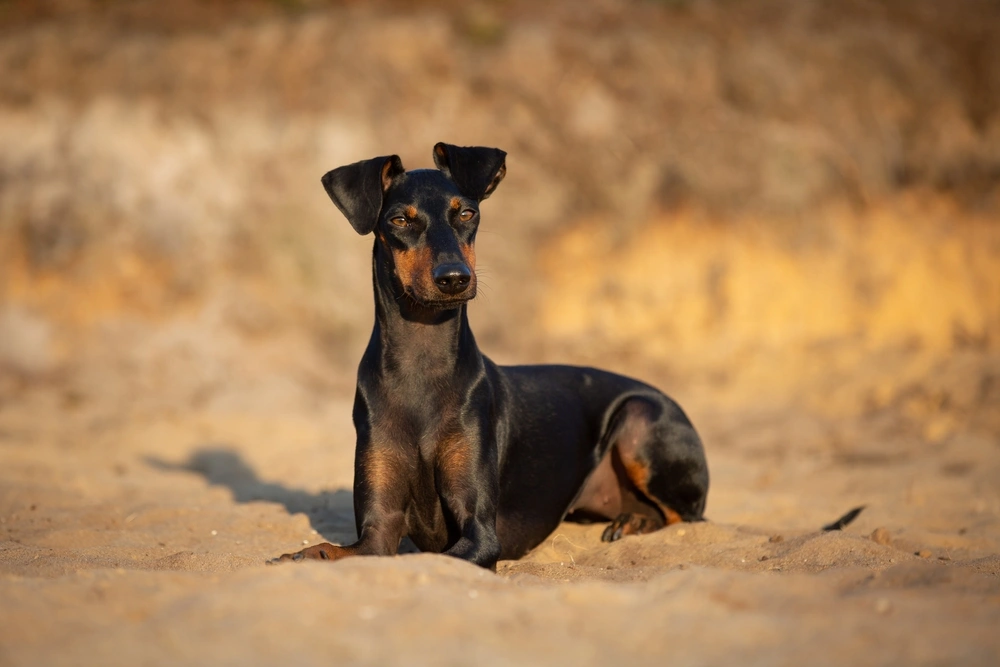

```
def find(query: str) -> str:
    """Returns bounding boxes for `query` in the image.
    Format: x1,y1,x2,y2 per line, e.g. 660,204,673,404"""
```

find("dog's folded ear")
321,155,405,235
432,143,507,201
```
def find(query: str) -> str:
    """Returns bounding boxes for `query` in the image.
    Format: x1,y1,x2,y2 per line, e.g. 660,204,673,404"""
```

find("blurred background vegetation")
0,0,997,430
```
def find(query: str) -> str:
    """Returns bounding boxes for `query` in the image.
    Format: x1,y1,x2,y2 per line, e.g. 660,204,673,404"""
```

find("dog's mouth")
403,286,477,310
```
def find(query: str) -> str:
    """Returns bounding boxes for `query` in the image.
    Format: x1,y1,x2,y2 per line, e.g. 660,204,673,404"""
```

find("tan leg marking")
437,433,474,492
621,457,684,526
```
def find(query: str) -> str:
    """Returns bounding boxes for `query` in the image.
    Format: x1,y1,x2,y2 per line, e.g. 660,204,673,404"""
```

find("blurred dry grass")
0,0,998,418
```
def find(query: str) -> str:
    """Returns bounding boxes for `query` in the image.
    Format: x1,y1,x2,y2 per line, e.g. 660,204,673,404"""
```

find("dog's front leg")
268,443,408,564
438,435,502,570
442,490,501,570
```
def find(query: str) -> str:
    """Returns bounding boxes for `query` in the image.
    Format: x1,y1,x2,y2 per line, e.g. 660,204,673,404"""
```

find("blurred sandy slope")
0,0,997,418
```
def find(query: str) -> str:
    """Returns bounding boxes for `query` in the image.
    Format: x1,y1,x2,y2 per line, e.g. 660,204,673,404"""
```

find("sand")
2,347,998,666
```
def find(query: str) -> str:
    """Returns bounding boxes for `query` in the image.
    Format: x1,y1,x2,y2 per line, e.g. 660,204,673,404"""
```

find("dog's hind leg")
600,396,708,542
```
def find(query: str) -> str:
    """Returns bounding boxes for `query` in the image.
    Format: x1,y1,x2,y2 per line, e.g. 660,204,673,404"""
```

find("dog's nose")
432,263,472,295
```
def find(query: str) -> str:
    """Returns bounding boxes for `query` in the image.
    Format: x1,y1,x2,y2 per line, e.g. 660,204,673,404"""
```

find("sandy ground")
1,346,998,666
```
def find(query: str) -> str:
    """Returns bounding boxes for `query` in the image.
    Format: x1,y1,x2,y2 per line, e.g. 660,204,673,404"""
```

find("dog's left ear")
432,143,507,201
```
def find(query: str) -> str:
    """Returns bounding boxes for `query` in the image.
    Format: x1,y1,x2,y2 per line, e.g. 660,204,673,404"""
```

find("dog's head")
322,143,506,309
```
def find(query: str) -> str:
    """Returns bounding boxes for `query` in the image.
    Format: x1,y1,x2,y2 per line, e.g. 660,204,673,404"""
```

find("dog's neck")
368,243,478,378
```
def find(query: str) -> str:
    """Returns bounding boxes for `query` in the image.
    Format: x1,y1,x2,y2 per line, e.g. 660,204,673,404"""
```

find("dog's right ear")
321,155,405,235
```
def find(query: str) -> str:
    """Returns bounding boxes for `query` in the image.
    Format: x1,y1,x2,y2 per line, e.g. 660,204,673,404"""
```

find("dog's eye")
459,209,477,222
389,216,408,228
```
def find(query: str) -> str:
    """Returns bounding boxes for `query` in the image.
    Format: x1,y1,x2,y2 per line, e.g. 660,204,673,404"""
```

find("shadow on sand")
146,446,358,545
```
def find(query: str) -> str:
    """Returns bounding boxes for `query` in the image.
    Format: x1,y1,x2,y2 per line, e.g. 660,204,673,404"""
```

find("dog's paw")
266,542,346,565
601,513,661,542
265,552,305,565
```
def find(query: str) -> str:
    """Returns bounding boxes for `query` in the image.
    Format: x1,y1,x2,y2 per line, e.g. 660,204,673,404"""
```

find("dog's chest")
364,373,486,553
401,448,455,553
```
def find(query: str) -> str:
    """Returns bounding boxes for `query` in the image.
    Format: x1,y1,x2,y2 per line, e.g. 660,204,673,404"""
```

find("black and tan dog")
270,144,709,570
